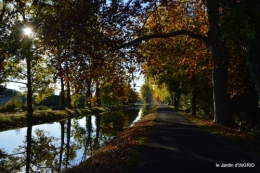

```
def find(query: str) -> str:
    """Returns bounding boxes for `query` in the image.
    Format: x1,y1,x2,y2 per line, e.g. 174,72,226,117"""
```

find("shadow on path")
130,105,260,173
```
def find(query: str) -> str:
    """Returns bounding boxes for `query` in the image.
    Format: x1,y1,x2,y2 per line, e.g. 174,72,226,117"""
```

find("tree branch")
119,30,208,49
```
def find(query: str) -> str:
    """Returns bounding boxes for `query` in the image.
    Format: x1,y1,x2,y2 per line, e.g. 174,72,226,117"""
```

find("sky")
6,82,24,93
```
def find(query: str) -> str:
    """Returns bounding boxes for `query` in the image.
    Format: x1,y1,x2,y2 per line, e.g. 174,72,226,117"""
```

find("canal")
0,106,150,172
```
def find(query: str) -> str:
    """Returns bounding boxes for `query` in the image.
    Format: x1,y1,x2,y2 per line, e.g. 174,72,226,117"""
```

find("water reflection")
0,106,148,172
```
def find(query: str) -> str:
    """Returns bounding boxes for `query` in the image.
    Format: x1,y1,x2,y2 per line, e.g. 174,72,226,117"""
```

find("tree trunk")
170,92,174,105
65,59,72,109
247,43,260,107
191,74,197,115
86,80,92,108
173,96,179,109
25,40,33,173
211,48,234,125
59,66,65,109
207,0,234,126
95,82,101,106
26,56,33,122
66,80,72,109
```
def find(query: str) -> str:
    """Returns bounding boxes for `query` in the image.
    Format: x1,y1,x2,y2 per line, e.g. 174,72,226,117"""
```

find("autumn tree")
138,5,212,114
116,0,257,126
140,83,154,104
4,0,56,112
42,0,121,108
219,0,260,105
0,0,20,93
141,26,213,111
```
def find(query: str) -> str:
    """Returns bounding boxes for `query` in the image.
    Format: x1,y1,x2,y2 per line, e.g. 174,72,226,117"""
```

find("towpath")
130,105,260,173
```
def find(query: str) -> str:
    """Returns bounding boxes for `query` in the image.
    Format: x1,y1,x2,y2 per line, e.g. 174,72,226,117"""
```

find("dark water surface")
0,106,149,172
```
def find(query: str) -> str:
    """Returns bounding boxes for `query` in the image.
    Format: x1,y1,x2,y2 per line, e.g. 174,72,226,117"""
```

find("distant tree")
2,88,22,97
140,83,154,104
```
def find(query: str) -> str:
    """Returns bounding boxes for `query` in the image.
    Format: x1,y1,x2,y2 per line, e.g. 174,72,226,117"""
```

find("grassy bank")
0,107,107,132
177,108,260,158
64,106,159,173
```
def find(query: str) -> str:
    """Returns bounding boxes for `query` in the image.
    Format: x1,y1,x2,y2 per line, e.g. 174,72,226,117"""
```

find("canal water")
0,106,149,172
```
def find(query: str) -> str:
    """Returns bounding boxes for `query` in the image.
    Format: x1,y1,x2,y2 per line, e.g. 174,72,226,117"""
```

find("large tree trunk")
211,45,233,125
59,65,65,109
26,54,33,122
66,80,72,109
65,60,72,109
207,0,234,126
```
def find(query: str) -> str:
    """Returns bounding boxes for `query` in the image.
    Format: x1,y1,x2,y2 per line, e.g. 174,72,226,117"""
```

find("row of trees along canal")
0,0,141,111
137,0,260,130
0,0,260,148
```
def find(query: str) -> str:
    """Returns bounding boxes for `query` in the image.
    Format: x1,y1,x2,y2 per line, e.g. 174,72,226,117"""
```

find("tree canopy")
0,0,259,127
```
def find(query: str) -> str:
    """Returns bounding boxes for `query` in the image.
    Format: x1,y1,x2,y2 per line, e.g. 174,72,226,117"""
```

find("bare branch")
119,30,208,49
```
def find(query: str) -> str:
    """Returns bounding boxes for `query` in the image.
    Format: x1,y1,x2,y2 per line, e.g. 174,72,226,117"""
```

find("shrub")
0,98,22,112
36,106,50,111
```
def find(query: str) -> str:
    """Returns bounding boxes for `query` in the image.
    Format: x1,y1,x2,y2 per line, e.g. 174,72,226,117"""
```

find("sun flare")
23,27,33,36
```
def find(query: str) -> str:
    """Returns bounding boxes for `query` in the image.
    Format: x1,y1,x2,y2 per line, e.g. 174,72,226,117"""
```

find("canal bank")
0,105,142,132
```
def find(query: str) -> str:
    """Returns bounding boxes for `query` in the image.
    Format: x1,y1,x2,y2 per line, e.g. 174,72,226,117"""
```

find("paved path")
130,105,260,173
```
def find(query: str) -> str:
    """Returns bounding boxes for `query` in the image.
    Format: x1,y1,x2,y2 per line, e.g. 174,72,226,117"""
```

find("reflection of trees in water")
99,111,125,145
65,119,71,170
71,116,93,163
122,108,142,126
30,128,59,171
0,108,142,172
94,114,101,150
0,120,76,172
82,116,93,161
0,124,61,172
0,149,23,172
0,124,35,173
15,129,21,135
0,135,26,172
59,121,65,171
25,124,32,173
